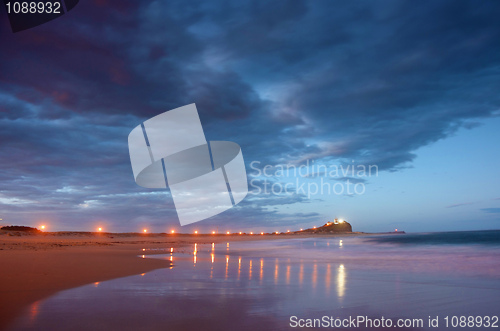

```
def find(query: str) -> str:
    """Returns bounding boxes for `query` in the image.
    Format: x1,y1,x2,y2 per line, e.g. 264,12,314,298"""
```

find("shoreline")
0,231,368,330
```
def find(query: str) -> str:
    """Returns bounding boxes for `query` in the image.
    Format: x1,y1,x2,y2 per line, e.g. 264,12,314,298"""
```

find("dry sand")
0,230,363,330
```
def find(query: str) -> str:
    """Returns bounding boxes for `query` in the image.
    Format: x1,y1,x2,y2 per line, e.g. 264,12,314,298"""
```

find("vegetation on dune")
0,225,41,233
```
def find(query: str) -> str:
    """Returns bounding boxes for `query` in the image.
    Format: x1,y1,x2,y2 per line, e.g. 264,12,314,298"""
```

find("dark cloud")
482,208,500,214
446,202,475,208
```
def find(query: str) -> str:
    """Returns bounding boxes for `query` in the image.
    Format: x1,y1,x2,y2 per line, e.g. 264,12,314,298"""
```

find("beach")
0,230,363,330
2,230,500,330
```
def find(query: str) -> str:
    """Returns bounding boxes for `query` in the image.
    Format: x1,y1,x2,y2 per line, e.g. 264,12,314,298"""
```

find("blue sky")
0,0,499,233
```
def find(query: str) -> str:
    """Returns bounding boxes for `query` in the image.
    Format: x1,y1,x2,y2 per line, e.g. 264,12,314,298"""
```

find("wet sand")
0,231,361,330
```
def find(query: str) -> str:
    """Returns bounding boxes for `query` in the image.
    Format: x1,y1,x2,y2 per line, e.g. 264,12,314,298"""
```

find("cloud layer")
1,0,499,231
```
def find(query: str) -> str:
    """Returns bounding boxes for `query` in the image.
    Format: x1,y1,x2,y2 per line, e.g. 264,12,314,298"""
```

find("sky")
0,0,499,233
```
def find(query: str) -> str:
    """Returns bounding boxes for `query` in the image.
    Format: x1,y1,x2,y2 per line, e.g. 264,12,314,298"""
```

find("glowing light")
40,225,46,230
171,230,175,234
98,227,102,232
170,247,173,253
143,229,147,233
313,226,316,229
194,230,198,234
212,231,216,234
287,230,290,233
395,228,398,232
142,255,145,258
226,231,230,235
339,240,343,247
300,228,303,231
142,248,145,251
141,273,145,276
250,232,253,235
239,232,242,235
261,232,264,235
227,243,229,248
275,231,279,234
338,219,344,223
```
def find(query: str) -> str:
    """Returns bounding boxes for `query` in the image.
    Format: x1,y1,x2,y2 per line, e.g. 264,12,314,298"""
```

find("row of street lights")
35,220,346,234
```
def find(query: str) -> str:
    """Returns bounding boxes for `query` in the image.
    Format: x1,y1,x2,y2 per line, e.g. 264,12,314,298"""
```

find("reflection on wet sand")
325,263,331,294
286,264,290,285
29,301,40,326
165,243,348,298
299,262,304,286
312,263,317,290
171,243,348,299
337,264,345,298
260,259,264,283
274,258,278,284
238,257,241,280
